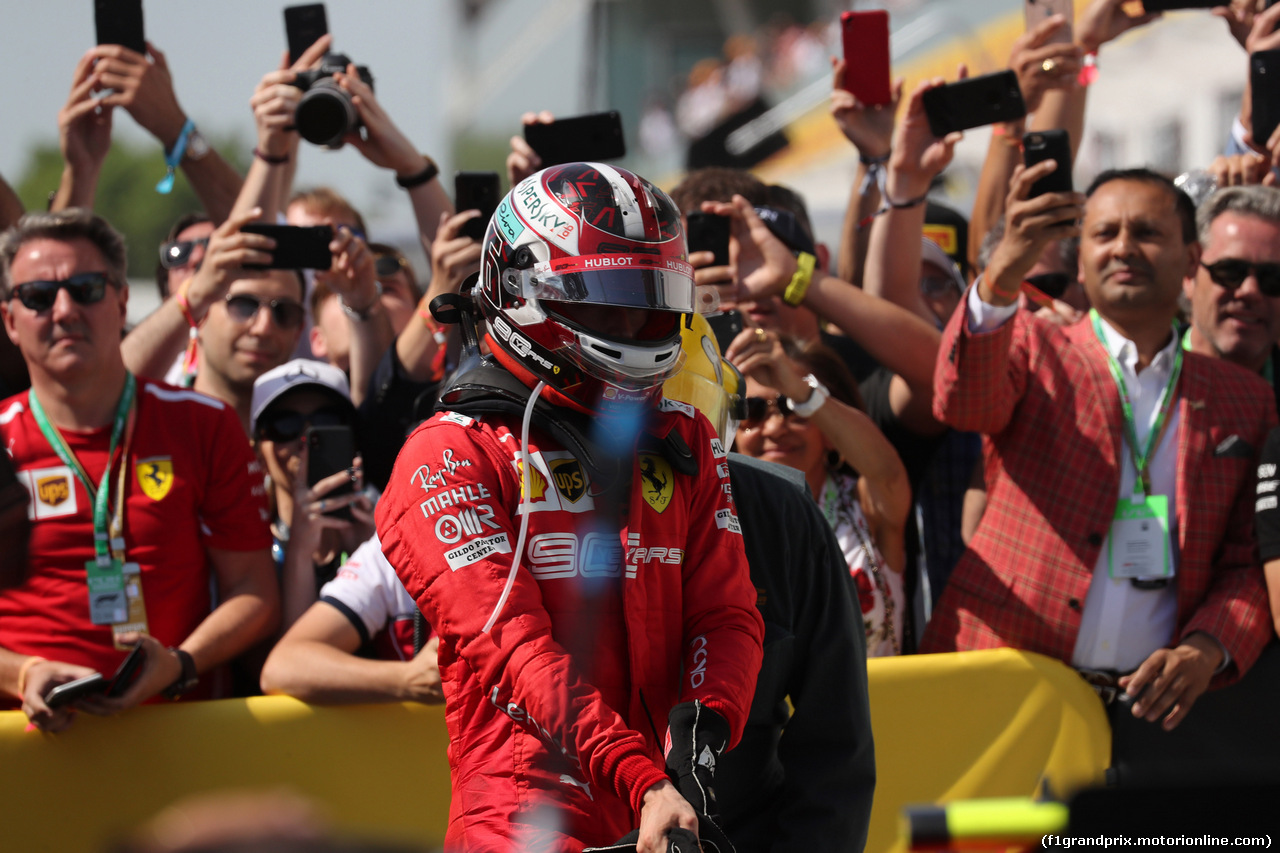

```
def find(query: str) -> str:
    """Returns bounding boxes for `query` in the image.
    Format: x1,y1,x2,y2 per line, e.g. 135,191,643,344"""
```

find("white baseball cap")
250,358,353,435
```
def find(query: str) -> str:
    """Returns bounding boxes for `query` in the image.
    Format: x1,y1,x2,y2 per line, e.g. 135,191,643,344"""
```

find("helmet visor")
519,255,696,313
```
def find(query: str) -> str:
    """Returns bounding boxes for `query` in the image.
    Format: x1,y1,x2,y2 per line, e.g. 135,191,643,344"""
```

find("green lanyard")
1093,311,1182,496
28,373,136,565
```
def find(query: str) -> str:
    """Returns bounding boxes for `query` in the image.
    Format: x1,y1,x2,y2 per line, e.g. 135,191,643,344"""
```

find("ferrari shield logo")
639,454,673,514
551,458,587,503
136,457,174,502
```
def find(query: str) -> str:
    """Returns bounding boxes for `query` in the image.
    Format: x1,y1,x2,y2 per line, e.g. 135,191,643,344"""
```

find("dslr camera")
293,52,374,149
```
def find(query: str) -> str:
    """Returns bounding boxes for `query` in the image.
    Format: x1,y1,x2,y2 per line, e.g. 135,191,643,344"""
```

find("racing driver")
375,163,764,853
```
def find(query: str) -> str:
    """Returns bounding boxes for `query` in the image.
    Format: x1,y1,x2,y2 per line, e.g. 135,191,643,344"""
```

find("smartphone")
921,70,1027,137
1024,0,1073,45
306,424,355,520
45,673,107,709
840,10,892,106
241,224,334,270
285,4,328,65
1141,0,1227,9
455,172,501,242
1023,130,1073,198
1253,50,1280,149
685,212,731,268
705,310,744,355
95,0,146,55
105,644,145,699
524,112,627,167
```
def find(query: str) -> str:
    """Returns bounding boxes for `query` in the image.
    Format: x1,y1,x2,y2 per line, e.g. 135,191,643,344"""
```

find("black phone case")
241,224,334,270
285,3,328,65
455,172,501,242
106,644,146,698
1023,130,1073,198
921,71,1027,137
306,425,355,520
685,213,731,268
1254,51,1280,150
95,0,146,54
705,310,744,355
524,112,626,167
1141,0,1226,10
45,673,107,709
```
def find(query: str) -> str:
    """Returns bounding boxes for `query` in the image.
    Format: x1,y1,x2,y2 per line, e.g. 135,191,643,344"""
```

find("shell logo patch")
639,454,673,514
516,458,548,501
136,457,174,502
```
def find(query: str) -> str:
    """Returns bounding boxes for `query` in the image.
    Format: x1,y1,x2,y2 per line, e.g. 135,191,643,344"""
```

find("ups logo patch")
551,458,587,503
37,476,70,506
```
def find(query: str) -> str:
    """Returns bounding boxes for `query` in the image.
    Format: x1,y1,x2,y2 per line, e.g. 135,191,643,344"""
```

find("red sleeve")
196,398,271,551
675,416,764,747
1182,380,1278,685
376,418,668,806
933,285,1031,436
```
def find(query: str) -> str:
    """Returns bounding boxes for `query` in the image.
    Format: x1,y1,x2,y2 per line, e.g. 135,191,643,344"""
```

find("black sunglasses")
1202,258,1280,297
225,293,306,329
159,238,209,270
8,272,114,312
1025,271,1073,300
742,394,806,428
374,253,408,278
256,405,350,443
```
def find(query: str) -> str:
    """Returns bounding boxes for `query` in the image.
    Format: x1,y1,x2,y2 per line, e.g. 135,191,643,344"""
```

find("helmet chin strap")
482,380,546,634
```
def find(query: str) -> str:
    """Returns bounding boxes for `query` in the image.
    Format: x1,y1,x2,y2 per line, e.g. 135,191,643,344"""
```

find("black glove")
664,700,730,818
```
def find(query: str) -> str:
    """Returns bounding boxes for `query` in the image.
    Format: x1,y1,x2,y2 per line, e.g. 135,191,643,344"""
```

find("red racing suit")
376,401,763,852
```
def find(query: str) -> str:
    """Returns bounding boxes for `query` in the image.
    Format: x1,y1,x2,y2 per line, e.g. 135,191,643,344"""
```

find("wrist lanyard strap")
28,373,136,564
1092,310,1182,496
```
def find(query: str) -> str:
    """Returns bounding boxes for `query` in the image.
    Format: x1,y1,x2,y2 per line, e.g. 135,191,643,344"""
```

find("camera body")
293,52,374,149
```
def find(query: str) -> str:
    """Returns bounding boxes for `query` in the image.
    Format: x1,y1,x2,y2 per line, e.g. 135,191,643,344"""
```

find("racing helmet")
662,313,745,447
474,162,694,415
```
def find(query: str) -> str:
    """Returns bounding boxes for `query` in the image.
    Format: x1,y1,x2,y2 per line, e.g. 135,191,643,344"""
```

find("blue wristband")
156,119,194,194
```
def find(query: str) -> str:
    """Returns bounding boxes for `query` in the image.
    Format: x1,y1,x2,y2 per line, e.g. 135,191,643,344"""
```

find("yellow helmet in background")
662,313,745,446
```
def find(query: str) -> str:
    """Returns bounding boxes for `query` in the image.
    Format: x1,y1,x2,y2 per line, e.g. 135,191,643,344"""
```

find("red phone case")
841,10,892,106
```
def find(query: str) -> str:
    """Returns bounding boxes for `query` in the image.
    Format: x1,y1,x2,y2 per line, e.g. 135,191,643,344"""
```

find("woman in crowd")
728,328,910,655
250,359,376,630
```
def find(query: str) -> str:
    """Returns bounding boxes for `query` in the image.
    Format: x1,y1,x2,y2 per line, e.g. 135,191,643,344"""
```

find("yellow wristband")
783,252,816,307
16,656,45,698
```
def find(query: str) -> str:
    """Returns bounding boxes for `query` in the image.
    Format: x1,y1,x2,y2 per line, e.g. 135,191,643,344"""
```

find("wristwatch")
788,374,830,418
162,647,199,699
184,127,211,162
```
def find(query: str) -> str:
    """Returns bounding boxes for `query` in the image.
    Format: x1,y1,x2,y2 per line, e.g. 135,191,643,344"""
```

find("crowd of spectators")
4,0,1280,849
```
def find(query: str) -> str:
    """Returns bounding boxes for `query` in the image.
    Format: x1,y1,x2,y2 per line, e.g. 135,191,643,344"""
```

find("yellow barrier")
0,697,452,852
867,649,1110,853
0,649,1108,853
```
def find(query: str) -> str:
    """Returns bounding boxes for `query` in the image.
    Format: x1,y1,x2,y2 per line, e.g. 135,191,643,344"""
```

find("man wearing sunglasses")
1183,186,1280,414
0,209,278,732
122,208,308,435
921,166,1275,733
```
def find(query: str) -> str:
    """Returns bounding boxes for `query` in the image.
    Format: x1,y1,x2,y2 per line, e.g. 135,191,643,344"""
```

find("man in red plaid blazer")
921,166,1276,731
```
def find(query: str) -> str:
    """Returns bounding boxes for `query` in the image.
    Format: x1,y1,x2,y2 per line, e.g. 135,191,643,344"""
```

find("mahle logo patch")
551,458,587,503
639,454,673,513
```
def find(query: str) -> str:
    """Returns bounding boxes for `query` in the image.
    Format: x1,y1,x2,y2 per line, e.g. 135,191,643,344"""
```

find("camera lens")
296,81,358,148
